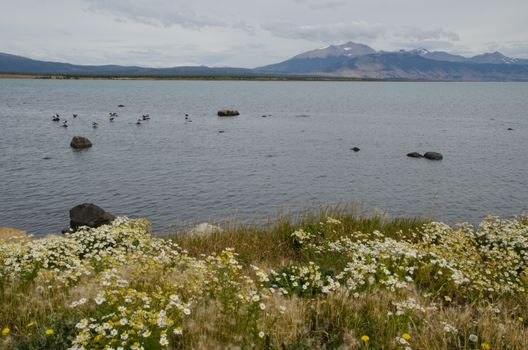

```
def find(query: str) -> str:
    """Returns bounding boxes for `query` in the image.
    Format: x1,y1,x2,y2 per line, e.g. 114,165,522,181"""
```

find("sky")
1,0,527,68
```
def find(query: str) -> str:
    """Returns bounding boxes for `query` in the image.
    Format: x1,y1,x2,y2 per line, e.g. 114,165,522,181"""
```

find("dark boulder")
423,152,443,160
69,203,115,230
350,147,360,152
217,109,239,117
407,152,423,158
118,104,125,108
70,136,93,149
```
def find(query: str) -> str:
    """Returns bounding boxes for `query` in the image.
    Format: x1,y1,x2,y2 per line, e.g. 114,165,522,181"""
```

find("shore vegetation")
1,208,527,349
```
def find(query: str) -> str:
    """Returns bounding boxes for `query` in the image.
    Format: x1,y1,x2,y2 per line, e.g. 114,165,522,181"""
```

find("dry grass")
2,209,527,349
171,205,428,267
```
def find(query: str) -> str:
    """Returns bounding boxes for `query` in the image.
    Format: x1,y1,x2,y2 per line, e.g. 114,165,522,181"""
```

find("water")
1,79,527,235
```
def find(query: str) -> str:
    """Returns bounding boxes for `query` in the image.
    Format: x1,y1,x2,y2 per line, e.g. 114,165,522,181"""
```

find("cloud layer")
0,0,526,67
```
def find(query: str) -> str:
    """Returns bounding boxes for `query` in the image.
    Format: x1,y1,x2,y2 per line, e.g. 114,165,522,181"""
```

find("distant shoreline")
0,72,381,81
2,73,526,82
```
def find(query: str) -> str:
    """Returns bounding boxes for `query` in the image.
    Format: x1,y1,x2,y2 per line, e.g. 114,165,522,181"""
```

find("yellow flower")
2,328,10,336
361,335,370,342
26,322,35,328
518,317,524,322
402,333,411,340
45,329,54,335
481,343,490,350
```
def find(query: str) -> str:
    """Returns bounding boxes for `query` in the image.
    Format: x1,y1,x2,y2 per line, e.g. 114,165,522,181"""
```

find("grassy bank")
1,208,527,349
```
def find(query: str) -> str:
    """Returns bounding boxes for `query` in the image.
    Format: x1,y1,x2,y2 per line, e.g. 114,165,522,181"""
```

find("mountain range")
2,42,528,81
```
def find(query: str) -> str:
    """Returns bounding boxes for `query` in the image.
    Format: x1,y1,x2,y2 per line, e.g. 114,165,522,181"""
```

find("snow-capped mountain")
256,42,528,80
292,42,376,59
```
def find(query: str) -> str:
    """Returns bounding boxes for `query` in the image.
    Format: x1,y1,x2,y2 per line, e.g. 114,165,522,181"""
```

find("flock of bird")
51,109,194,128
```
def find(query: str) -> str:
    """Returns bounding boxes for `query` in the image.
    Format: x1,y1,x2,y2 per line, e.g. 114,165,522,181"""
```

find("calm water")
1,79,527,235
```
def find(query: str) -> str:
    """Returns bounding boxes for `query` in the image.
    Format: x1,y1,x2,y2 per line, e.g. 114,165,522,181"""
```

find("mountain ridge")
2,43,528,81
255,42,528,80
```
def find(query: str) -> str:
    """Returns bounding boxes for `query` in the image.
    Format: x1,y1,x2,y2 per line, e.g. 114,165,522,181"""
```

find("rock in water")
69,203,115,230
351,147,360,152
217,109,240,117
188,223,223,237
407,152,423,158
423,152,443,160
70,136,93,149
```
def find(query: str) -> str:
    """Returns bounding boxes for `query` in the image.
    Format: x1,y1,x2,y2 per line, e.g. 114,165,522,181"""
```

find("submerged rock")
70,136,93,149
350,147,360,152
187,223,223,237
407,152,423,158
423,152,443,160
69,203,115,230
217,109,240,117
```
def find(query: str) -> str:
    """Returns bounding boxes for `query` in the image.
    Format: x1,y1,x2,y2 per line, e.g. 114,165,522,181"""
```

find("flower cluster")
269,262,340,297
287,216,528,300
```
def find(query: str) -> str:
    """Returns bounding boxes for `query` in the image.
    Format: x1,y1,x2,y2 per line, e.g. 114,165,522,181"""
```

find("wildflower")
173,327,183,335
469,334,478,342
361,335,369,342
259,303,266,310
402,333,411,340
481,343,490,350
518,317,524,322
160,333,169,346
326,217,342,225
26,322,35,327
2,328,10,336
45,329,54,335
259,331,265,338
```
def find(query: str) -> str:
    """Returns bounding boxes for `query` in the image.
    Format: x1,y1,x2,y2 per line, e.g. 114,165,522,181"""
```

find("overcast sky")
1,0,527,68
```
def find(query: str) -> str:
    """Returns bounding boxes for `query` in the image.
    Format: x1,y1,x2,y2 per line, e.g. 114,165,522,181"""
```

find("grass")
1,207,527,349
171,205,428,267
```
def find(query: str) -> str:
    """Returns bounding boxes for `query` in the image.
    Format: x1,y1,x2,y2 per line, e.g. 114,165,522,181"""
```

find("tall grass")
1,208,527,349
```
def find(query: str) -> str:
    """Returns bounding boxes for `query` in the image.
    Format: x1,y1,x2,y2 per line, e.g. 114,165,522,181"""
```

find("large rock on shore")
423,152,443,160
70,136,93,149
69,203,115,230
187,223,223,237
217,109,240,117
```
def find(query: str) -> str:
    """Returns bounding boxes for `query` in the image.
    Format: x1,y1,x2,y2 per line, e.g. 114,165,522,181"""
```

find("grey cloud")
262,21,386,43
292,0,347,10
84,0,225,29
484,41,528,58
232,21,256,35
396,27,460,42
